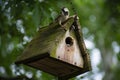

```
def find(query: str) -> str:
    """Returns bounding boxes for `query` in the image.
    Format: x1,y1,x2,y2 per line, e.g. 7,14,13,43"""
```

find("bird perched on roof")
55,7,70,31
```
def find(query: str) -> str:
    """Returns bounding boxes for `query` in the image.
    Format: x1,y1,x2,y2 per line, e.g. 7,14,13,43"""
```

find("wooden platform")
16,53,89,80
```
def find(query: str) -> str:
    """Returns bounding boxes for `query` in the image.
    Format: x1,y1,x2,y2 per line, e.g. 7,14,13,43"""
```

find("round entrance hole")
65,37,73,47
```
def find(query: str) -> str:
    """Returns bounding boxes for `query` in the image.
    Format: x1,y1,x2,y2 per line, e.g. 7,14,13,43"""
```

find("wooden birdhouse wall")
55,30,84,68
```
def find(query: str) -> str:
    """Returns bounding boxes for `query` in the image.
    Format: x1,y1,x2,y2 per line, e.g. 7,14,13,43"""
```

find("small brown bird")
55,7,70,30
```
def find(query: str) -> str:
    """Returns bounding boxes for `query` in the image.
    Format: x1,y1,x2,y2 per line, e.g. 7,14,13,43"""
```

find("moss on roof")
15,17,74,63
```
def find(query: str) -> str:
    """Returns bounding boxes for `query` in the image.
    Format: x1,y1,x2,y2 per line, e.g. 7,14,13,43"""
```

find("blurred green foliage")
0,0,120,80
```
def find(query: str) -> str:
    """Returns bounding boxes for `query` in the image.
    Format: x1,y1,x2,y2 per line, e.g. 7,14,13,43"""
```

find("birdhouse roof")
15,17,75,63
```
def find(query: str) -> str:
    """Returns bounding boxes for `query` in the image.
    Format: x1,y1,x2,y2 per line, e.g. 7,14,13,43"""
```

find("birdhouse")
15,15,91,80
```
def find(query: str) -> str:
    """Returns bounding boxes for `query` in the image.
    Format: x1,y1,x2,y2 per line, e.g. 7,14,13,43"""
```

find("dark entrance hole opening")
65,37,73,47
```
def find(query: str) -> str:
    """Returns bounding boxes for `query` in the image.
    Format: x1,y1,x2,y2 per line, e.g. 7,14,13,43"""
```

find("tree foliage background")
0,0,120,80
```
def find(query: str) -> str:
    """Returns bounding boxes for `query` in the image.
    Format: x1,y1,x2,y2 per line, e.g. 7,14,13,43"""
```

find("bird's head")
61,7,69,16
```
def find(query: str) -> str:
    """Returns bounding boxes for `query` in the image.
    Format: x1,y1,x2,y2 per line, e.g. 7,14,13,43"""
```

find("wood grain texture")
56,30,84,68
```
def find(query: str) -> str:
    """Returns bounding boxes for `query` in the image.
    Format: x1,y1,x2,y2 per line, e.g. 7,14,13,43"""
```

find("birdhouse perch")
15,15,91,79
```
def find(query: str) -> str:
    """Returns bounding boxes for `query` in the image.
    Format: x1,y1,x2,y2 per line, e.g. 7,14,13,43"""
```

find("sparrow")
55,7,70,30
